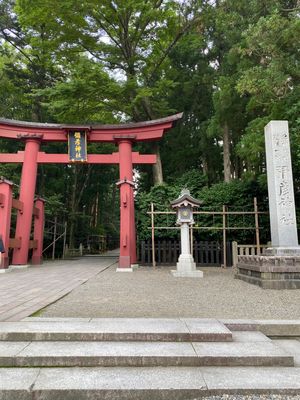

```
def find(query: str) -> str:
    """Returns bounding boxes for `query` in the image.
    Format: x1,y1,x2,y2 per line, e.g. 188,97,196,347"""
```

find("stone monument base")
235,250,300,289
171,254,203,278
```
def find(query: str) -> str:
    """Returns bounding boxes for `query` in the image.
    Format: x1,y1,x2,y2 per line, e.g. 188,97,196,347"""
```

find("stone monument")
170,189,203,278
236,121,300,289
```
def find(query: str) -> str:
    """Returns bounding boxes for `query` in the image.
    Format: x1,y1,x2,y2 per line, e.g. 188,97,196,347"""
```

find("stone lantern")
170,189,203,278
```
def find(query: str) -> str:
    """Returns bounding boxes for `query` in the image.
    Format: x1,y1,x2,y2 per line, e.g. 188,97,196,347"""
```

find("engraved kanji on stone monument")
264,121,299,249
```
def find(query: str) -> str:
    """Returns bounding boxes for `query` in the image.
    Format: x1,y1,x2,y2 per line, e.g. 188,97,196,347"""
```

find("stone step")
1,366,300,399
0,318,232,342
0,340,293,367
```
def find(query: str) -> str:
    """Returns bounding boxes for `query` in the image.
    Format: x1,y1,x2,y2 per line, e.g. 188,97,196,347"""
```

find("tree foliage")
0,0,299,248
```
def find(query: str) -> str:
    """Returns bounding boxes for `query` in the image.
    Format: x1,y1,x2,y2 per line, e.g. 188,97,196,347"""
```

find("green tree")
236,7,300,180
15,0,209,183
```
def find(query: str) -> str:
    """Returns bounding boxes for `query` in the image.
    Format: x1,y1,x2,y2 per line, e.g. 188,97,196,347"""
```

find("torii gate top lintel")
0,112,183,142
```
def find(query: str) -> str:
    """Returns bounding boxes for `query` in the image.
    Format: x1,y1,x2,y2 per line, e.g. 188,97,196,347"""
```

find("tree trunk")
94,191,99,228
69,165,78,249
152,142,164,184
202,157,209,176
223,122,231,182
233,154,242,179
139,97,164,185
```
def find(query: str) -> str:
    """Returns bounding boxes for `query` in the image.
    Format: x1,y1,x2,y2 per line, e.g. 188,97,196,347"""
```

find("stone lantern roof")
170,189,202,209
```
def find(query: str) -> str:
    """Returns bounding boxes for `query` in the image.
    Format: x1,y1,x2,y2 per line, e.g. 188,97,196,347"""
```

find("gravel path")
40,263,300,319
199,396,300,399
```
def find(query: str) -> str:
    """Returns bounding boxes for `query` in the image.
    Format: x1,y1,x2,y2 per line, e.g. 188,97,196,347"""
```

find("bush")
136,171,270,244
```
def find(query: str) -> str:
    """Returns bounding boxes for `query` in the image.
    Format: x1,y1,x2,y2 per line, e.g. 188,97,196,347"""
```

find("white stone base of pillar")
171,254,203,278
116,264,139,273
0,269,11,273
264,246,300,256
9,264,30,270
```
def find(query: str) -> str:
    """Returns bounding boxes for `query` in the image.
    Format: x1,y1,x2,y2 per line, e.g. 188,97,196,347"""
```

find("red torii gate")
0,114,182,270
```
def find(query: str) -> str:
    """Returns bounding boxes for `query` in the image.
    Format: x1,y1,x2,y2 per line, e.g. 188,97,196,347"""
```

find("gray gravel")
197,396,300,399
40,264,300,319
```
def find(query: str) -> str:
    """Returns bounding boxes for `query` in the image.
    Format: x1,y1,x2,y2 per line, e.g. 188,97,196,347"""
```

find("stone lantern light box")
170,189,203,278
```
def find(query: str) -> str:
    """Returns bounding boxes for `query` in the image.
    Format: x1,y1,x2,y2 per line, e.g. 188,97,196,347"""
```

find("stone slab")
258,320,300,336
0,341,30,357
21,317,92,322
265,247,300,256
0,368,40,400
235,271,300,289
202,366,300,392
0,341,196,367
237,260,300,272
273,340,300,367
221,319,258,331
171,270,203,278
192,341,293,366
0,340,293,367
33,366,207,399
231,331,272,342
1,367,300,399
182,318,232,341
236,252,300,289
0,318,232,342
88,318,189,333
222,319,300,336
272,339,300,354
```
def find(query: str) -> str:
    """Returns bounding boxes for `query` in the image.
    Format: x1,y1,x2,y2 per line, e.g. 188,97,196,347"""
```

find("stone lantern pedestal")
170,189,203,278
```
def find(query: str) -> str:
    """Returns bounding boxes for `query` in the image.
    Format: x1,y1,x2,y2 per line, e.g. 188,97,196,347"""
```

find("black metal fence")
139,239,232,267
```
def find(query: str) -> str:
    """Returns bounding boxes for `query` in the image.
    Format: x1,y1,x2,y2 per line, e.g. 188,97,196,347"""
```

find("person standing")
0,235,5,266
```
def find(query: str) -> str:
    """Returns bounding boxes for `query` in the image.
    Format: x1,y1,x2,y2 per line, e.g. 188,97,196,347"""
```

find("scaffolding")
147,197,268,268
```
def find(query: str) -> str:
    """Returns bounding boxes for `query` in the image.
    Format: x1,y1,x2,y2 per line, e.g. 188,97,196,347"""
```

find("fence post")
64,243,69,258
232,241,238,268
151,202,156,268
79,243,83,256
254,197,261,255
62,221,67,259
52,216,57,260
222,204,227,268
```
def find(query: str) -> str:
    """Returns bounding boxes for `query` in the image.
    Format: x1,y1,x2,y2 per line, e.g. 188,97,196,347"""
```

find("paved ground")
39,259,300,319
2,256,300,399
1,255,300,321
0,255,117,321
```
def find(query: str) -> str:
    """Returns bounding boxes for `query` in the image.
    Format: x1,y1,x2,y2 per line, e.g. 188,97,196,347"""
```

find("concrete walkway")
0,255,118,322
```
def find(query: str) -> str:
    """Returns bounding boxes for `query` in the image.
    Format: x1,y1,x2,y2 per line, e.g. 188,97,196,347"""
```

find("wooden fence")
139,239,232,267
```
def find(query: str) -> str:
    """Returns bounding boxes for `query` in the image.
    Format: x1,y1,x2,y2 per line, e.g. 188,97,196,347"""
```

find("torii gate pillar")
116,139,137,270
12,136,41,266
0,179,13,269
